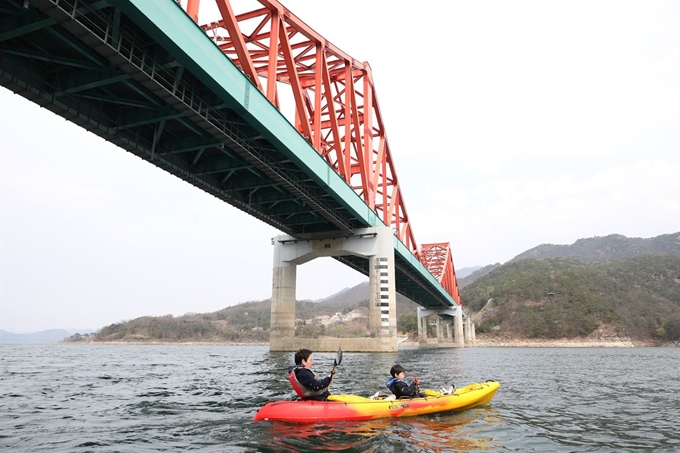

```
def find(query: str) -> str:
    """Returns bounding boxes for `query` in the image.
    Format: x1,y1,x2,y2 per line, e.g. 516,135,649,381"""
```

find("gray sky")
1,0,678,333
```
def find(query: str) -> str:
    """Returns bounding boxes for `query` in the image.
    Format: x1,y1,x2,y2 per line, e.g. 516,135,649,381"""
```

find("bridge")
0,0,476,351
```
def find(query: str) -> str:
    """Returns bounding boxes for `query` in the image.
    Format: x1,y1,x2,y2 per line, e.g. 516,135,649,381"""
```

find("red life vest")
288,366,307,398
288,366,328,399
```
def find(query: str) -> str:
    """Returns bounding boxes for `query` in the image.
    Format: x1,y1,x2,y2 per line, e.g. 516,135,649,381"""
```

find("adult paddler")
287,348,336,401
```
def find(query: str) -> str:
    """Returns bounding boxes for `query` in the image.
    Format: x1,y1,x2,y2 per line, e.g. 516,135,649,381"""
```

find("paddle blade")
334,346,343,366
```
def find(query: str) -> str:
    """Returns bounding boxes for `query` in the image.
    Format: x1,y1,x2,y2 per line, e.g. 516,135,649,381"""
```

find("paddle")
330,346,342,378
413,373,421,392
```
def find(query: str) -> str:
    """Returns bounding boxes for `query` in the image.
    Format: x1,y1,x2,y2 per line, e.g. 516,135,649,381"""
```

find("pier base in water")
269,336,397,353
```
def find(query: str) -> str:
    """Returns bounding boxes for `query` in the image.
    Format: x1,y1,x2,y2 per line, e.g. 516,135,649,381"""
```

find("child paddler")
385,364,426,398
287,348,335,401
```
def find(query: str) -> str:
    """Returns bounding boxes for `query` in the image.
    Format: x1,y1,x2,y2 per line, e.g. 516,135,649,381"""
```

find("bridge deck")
0,0,454,308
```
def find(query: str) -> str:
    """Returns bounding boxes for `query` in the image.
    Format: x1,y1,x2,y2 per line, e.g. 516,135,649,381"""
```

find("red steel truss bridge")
0,0,462,310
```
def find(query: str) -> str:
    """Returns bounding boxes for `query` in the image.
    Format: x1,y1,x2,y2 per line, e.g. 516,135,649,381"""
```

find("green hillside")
70,233,680,345
85,295,419,343
512,232,680,262
460,232,680,288
462,256,680,343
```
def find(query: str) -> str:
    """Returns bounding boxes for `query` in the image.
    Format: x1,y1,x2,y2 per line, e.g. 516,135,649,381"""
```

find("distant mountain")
63,232,680,345
511,232,680,262
456,266,483,279
82,280,419,343
0,329,74,344
459,233,680,288
458,264,501,288
313,282,369,304
74,249,680,345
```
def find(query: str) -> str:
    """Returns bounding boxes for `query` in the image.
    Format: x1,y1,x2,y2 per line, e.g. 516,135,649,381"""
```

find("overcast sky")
1,0,678,333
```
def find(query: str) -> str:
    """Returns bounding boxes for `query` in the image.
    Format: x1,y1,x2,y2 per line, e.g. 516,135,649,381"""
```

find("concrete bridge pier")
464,316,473,344
437,318,456,345
417,306,467,347
445,319,454,344
454,309,465,346
269,226,397,352
270,245,297,345
435,318,444,344
417,306,428,344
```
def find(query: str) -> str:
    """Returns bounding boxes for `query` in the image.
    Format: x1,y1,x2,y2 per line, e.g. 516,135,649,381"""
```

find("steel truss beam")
191,0,462,304
420,243,461,305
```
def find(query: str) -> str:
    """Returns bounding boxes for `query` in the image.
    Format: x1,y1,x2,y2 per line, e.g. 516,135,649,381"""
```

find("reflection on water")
260,406,502,453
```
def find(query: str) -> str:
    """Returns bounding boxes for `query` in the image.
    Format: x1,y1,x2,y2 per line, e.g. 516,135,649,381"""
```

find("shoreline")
469,339,637,348
403,334,663,348
398,340,640,348
64,339,678,347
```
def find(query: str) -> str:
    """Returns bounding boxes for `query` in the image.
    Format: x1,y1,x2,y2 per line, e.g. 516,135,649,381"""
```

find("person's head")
294,348,314,369
390,364,406,379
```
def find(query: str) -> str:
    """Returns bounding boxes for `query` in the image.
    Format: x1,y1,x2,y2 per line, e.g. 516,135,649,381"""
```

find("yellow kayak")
254,380,500,423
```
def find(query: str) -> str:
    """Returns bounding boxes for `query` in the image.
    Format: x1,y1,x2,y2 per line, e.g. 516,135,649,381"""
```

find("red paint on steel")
189,0,462,304
420,243,461,305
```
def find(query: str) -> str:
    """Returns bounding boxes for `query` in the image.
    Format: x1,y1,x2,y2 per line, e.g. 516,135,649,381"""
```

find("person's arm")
393,380,411,397
406,381,420,396
296,368,331,391
395,381,420,397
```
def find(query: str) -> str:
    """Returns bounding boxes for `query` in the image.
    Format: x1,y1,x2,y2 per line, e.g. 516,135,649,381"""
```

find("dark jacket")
385,376,423,398
287,365,332,400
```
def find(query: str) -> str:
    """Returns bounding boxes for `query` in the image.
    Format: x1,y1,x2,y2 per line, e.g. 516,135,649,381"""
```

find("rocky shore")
464,324,669,347
74,340,269,346
399,328,668,347
399,338,660,347
471,336,637,347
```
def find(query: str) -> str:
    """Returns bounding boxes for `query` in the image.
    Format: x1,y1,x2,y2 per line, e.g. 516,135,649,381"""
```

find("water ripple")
1,345,678,452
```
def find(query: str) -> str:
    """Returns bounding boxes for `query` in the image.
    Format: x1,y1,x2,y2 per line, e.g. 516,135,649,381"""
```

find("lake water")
1,344,678,452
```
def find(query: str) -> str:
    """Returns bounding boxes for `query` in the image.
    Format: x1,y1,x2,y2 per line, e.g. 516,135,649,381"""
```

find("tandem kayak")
253,380,500,423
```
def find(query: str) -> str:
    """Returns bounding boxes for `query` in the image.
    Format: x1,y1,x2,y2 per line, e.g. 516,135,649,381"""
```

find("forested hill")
462,255,680,344
78,289,418,343
512,232,680,262
66,233,680,345
460,232,680,288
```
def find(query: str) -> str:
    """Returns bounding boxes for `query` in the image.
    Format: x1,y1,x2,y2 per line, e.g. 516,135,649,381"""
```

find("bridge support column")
368,226,397,342
454,309,465,347
269,226,397,352
464,317,472,344
471,322,476,343
417,306,465,347
438,318,455,345
270,240,297,347
417,307,428,344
